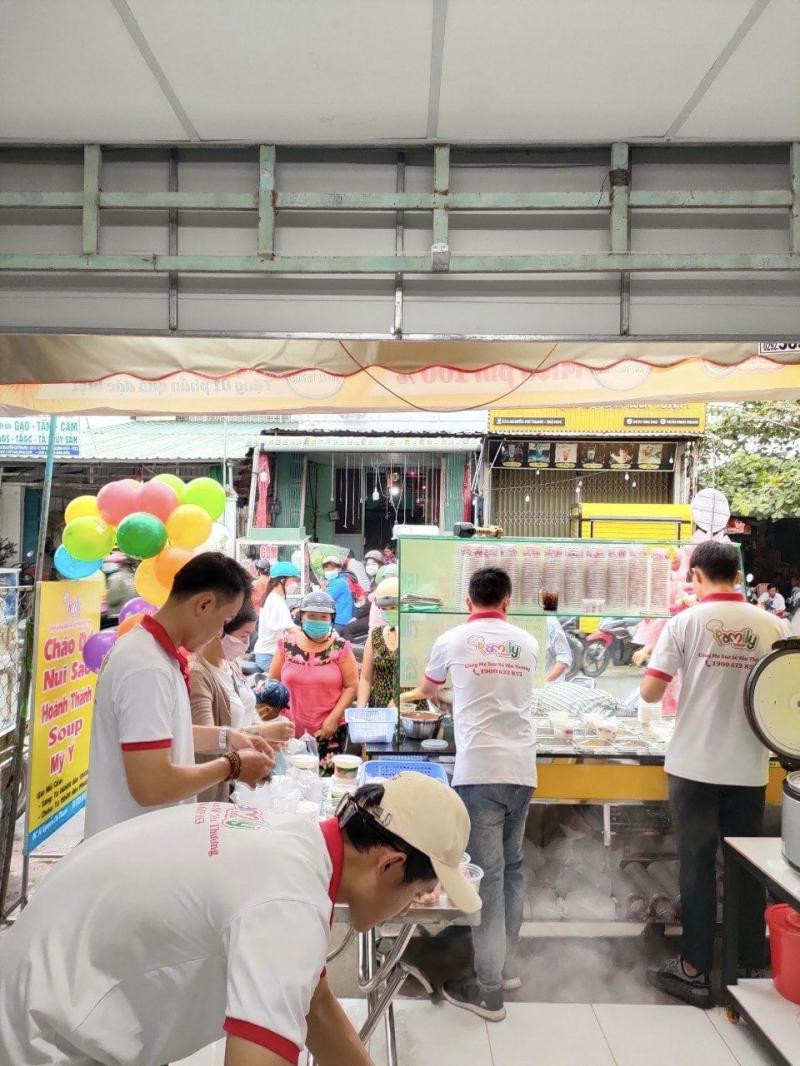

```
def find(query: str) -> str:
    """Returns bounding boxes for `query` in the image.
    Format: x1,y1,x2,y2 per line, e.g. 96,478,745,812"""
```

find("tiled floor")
176,1000,784,1066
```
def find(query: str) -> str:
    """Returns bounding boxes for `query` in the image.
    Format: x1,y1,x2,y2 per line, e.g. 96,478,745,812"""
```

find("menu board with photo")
637,442,665,469
526,441,552,468
607,443,635,470
492,439,676,472
554,442,578,469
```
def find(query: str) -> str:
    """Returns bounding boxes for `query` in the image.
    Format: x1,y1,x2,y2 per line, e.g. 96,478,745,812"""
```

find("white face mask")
365,563,380,576
221,634,249,660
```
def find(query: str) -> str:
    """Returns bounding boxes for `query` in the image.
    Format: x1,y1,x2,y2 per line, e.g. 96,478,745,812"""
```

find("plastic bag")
300,732,319,759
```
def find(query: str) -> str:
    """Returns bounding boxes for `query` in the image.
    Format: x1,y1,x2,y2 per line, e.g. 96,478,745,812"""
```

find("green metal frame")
0,143,798,275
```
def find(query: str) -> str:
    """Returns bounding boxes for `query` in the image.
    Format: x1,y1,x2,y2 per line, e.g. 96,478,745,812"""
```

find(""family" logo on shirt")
706,619,758,651
467,635,522,660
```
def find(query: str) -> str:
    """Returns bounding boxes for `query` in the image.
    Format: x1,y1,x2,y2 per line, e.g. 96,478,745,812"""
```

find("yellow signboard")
26,580,102,852
489,403,706,436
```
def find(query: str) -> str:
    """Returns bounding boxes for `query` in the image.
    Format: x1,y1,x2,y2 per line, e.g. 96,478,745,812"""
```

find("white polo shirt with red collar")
0,805,343,1066
425,610,539,788
647,592,787,787
84,620,195,838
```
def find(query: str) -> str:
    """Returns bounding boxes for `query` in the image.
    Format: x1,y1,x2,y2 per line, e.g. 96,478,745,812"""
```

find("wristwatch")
218,728,230,752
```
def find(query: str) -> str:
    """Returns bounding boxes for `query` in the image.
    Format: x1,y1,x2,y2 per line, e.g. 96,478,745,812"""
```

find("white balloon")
197,522,230,553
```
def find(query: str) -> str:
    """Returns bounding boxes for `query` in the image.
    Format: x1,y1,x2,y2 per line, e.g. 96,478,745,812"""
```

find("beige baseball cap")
364,772,482,914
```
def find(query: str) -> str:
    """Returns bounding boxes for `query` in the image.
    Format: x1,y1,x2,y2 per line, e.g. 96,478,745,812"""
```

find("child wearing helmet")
252,561,300,671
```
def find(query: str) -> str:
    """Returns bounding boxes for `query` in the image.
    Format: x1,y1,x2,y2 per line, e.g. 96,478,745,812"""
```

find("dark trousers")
669,774,766,974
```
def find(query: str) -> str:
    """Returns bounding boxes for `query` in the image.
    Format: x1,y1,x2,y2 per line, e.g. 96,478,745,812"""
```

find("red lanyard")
141,615,191,694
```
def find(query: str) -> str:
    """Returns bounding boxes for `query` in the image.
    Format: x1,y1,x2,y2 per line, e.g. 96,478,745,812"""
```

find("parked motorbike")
558,617,587,682
582,618,642,677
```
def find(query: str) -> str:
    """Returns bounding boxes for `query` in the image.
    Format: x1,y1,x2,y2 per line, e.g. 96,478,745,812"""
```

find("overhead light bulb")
578,479,583,488
624,472,629,481
390,485,400,497
631,480,637,488
372,489,379,501
535,470,541,477
524,494,531,503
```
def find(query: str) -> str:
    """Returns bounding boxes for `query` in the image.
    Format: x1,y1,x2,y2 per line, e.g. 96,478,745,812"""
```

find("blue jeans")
254,652,273,671
454,783,532,991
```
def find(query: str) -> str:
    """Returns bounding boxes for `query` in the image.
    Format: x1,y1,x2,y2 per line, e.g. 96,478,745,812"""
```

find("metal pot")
400,713,441,740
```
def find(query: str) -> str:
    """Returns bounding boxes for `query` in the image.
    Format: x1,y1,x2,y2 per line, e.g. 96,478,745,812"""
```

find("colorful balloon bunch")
54,474,228,673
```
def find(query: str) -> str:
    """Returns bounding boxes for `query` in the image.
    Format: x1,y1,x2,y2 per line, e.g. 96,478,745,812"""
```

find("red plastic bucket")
765,903,800,1004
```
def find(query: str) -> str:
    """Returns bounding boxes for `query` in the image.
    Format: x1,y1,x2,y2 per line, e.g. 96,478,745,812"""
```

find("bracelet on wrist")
223,750,242,781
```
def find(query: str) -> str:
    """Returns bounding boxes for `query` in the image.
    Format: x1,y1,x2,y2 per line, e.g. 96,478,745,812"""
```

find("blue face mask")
303,619,333,641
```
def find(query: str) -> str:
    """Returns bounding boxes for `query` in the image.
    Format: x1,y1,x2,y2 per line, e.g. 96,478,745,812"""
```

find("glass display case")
396,534,742,690
235,537,311,603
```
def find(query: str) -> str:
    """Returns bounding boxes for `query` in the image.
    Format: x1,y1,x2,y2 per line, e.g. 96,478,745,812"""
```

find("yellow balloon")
134,558,170,607
166,504,212,550
65,495,99,524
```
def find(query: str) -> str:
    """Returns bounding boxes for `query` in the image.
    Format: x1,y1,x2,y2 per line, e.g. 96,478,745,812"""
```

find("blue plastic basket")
357,759,450,787
345,707,398,744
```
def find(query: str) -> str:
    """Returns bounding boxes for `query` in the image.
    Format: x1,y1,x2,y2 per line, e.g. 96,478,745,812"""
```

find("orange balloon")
117,611,145,636
154,545,194,588
134,557,170,607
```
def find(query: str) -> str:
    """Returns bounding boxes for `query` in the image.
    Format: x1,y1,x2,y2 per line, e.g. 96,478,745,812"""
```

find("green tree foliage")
698,402,800,520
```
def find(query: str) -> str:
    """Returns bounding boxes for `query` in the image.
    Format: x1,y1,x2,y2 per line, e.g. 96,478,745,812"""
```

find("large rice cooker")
744,638,800,871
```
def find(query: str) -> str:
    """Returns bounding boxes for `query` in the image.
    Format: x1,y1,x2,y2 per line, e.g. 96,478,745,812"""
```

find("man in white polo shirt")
421,565,538,1022
85,552,274,838
0,775,480,1066
641,541,787,1008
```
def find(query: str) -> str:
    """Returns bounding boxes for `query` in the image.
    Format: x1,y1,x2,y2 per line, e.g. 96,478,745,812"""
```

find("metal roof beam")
0,253,798,273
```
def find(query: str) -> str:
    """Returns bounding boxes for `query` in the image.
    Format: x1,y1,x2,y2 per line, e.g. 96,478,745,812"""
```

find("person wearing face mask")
321,555,355,627
357,577,400,708
268,590,358,772
190,602,295,801
253,561,301,671
364,549,385,587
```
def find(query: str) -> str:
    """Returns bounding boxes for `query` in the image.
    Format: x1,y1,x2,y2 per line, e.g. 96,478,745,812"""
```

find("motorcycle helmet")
270,561,300,580
375,562,398,584
373,576,398,610
299,590,336,615
364,549,384,566
255,559,271,574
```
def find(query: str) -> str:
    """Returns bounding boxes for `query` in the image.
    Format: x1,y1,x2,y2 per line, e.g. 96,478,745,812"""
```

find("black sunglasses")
336,793,411,857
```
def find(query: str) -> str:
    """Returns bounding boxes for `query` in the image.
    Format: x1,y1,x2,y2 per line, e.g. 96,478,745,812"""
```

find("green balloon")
153,473,186,501
181,477,226,521
116,512,168,560
63,517,116,562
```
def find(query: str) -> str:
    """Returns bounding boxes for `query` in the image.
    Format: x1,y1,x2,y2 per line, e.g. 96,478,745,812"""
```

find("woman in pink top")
268,590,358,773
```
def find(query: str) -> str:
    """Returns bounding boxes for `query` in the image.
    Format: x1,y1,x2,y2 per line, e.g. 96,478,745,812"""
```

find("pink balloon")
118,596,158,623
137,480,179,523
97,481,141,527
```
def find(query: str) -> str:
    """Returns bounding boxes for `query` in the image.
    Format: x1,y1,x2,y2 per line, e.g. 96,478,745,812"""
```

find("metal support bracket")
611,143,632,336
81,145,101,256
258,145,276,259
432,143,450,270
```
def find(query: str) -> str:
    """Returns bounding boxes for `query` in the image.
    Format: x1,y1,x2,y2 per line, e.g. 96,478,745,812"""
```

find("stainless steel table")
309,898,468,1066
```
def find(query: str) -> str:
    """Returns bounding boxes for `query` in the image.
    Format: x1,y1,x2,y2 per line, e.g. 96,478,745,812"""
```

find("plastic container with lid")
288,752,318,772
765,903,800,1004
332,753,362,782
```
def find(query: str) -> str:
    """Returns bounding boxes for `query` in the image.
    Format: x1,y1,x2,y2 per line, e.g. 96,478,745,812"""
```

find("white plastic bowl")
288,753,318,772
